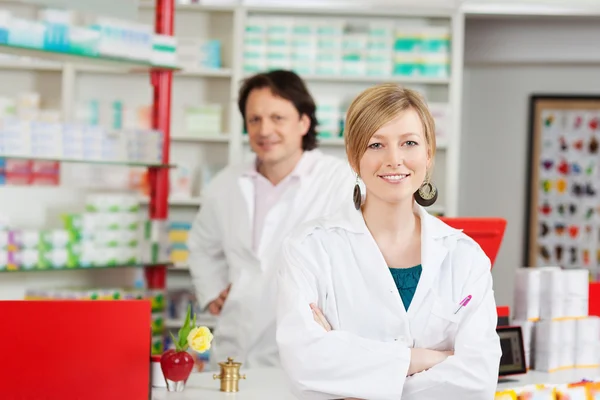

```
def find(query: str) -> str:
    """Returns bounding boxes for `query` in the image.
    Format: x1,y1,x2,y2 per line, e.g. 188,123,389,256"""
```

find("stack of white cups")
575,317,600,368
513,266,597,372
512,267,542,369
534,267,592,372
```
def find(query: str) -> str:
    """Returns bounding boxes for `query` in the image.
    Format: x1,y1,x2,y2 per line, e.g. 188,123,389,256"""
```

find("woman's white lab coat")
276,203,502,400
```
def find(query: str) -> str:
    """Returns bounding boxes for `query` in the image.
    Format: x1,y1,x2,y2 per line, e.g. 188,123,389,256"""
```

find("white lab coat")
276,203,502,400
187,149,356,368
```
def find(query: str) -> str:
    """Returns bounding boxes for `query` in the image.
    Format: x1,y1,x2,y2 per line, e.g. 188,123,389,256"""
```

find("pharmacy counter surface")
497,368,600,390
152,368,295,400
152,367,600,399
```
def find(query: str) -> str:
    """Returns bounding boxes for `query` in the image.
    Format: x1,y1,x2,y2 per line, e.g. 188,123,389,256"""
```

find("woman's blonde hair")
344,83,436,180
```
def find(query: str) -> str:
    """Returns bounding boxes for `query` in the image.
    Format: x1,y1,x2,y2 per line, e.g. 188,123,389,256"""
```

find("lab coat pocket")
420,299,460,351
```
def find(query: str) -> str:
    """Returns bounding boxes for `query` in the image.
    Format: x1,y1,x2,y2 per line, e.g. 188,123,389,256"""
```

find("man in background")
187,70,354,368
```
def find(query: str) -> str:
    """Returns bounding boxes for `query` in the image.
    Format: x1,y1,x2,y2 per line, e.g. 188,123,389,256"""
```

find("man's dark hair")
238,69,319,151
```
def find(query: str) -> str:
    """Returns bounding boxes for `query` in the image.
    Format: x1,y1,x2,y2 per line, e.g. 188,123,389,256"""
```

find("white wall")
460,16,600,309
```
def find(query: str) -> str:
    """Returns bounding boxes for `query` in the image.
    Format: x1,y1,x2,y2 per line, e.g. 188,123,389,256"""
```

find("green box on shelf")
38,247,78,269
151,313,165,335
148,289,166,312
151,335,164,355
68,27,100,56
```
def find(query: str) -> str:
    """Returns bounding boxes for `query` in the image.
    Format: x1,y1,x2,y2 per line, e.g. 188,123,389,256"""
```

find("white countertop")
152,367,600,399
497,368,600,390
151,368,296,400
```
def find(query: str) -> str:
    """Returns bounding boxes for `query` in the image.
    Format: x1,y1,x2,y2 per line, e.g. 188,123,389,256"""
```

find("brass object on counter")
213,357,246,392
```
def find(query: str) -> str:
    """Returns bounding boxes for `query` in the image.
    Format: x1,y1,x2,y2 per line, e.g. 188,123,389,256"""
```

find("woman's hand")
407,348,454,376
310,303,332,332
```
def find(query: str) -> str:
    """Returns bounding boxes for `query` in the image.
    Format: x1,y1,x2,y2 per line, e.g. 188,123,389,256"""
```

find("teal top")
389,265,423,311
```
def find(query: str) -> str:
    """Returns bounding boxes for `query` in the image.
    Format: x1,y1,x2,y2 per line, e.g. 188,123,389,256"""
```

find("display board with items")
526,95,600,271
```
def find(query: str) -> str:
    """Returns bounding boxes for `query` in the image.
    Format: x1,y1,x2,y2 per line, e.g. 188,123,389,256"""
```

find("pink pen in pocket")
454,295,472,314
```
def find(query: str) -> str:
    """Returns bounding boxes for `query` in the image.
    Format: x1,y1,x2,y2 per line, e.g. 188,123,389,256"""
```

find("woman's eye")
368,143,382,149
405,140,418,146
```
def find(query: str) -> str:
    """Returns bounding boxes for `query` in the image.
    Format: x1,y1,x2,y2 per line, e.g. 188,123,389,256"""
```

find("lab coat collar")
241,149,324,182
330,200,462,320
332,200,462,240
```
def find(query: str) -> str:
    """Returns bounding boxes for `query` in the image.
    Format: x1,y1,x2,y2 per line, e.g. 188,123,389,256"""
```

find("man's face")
244,87,310,166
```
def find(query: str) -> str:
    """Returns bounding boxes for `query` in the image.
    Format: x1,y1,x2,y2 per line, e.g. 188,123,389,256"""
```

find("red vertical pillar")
145,0,174,289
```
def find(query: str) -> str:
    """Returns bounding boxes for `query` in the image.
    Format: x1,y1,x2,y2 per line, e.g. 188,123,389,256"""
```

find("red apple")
160,349,194,382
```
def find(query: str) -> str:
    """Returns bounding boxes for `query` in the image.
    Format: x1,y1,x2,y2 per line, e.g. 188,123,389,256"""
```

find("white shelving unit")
0,1,461,214
0,0,466,323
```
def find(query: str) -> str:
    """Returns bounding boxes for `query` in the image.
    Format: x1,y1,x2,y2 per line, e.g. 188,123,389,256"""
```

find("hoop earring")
353,174,362,210
414,181,438,207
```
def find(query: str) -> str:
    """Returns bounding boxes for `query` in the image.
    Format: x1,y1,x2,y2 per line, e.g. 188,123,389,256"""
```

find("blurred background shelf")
0,43,179,72
0,262,174,274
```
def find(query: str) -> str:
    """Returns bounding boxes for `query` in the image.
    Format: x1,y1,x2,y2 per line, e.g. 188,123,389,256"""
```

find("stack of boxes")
1,227,78,271
243,15,451,79
513,267,599,372
0,193,174,271
177,37,222,70
168,222,191,267
394,26,450,78
183,105,223,137
311,95,451,144
315,98,343,139
71,194,143,267
0,118,164,165
0,9,178,68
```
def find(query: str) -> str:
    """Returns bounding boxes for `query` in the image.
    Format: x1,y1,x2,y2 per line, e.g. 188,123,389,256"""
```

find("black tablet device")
497,326,527,377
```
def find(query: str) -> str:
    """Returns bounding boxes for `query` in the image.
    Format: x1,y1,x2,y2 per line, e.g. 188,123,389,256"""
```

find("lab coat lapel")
407,206,450,320
343,205,407,319
236,174,259,261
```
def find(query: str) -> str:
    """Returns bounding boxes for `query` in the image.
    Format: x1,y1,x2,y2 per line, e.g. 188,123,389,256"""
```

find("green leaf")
178,305,192,351
169,331,181,352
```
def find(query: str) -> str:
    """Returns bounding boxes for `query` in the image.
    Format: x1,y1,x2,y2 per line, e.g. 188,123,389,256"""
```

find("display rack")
0,0,464,334
0,0,176,295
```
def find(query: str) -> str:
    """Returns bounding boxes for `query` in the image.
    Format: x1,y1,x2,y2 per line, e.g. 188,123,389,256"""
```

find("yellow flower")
187,326,213,353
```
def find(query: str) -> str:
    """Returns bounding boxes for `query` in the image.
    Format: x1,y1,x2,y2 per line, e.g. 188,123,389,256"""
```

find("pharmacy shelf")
139,2,236,13
0,154,174,168
139,196,202,206
244,3,455,17
75,65,232,78
172,135,229,143
297,74,451,85
0,262,174,274
0,58,62,71
0,43,178,72
178,67,232,78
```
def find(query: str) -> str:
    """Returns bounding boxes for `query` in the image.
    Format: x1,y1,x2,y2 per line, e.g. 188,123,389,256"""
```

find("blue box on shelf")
8,19,45,49
0,28,8,44
200,39,221,69
43,23,70,52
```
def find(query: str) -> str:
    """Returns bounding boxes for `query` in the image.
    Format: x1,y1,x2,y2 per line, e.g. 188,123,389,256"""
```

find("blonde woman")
275,84,501,400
